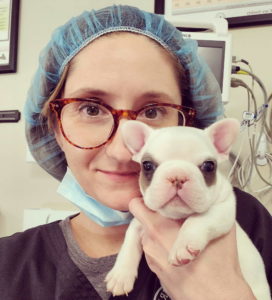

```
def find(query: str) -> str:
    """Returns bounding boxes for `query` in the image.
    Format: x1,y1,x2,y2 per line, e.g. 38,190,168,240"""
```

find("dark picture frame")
0,0,20,73
154,0,272,28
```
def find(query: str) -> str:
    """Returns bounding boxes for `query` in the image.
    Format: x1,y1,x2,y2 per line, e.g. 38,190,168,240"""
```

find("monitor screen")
163,16,232,104
197,40,226,92
181,32,232,104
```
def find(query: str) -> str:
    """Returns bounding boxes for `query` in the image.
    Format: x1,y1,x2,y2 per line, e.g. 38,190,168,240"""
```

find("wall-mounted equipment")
0,110,20,122
164,17,232,104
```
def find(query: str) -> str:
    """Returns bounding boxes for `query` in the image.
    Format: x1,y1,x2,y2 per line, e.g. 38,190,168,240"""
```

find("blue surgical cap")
24,5,224,181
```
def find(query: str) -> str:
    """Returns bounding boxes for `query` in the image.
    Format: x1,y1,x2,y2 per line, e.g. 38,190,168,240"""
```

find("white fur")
105,119,270,299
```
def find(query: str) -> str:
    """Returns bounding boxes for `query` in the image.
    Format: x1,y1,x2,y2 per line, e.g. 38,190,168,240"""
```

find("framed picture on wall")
155,0,272,28
0,0,20,73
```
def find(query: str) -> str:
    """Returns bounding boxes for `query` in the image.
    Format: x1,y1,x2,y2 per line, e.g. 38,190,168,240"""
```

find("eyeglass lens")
60,100,185,148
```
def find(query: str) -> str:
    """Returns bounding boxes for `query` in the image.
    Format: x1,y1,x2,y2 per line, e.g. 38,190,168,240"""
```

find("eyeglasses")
50,98,196,149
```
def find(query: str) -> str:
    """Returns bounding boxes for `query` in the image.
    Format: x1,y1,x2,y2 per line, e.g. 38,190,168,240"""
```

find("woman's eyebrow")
67,88,109,98
67,88,178,103
138,91,177,103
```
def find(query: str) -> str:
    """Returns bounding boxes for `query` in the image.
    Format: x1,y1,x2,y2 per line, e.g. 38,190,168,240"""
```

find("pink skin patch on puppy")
187,246,200,257
172,259,191,266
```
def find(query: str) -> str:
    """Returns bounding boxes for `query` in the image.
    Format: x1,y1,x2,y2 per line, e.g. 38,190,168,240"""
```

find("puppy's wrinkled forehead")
143,126,216,163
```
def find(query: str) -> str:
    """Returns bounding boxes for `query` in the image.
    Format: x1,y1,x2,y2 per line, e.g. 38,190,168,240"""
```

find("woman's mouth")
97,170,139,182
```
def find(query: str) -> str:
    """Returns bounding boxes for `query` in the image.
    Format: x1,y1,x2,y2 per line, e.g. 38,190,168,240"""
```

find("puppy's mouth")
161,194,190,210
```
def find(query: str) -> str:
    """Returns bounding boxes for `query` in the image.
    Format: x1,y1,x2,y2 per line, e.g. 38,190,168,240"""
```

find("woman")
0,5,271,300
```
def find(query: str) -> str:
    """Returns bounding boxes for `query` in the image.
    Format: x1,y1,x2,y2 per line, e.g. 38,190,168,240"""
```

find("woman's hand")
129,197,256,300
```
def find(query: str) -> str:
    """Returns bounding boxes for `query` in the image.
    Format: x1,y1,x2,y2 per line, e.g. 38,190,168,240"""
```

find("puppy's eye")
200,160,216,173
142,161,156,173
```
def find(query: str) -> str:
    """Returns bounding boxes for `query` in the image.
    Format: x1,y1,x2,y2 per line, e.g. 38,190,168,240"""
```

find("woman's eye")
144,108,158,119
79,103,104,117
141,106,166,120
84,105,100,116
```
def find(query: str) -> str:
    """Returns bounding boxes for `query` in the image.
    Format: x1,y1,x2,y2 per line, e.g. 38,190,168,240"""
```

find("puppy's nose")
169,178,187,189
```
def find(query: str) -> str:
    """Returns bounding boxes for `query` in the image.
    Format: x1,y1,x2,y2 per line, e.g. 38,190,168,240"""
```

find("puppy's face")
122,119,239,219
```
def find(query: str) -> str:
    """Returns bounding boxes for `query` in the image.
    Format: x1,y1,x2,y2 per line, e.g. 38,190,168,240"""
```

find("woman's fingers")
129,197,183,232
129,197,159,230
129,197,184,251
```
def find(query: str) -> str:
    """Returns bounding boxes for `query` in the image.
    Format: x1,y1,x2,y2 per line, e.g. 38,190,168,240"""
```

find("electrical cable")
231,78,257,116
236,68,268,105
236,68,269,139
241,128,255,188
266,92,272,143
228,125,247,180
232,56,255,89
229,77,255,188
229,68,272,191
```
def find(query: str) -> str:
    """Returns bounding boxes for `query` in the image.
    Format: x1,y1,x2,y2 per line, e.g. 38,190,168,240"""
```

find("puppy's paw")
105,267,137,296
168,240,202,266
168,244,194,266
186,246,200,258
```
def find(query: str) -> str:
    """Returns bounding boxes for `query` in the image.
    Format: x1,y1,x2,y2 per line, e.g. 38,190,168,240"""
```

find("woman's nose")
104,120,132,162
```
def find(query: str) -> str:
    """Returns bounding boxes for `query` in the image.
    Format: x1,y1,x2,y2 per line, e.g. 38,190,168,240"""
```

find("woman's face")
55,33,182,211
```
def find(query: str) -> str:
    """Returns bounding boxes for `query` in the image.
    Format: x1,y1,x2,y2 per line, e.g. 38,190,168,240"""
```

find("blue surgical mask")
57,168,133,227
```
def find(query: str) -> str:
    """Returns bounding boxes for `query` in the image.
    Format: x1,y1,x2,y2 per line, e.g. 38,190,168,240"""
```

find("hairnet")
24,5,224,181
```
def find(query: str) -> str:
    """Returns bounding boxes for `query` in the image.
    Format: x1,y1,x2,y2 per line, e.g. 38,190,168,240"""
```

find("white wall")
227,25,272,120
225,25,272,205
0,0,271,237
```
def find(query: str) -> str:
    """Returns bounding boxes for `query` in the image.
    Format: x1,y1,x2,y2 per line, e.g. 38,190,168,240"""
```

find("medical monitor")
181,30,232,104
163,17,232,104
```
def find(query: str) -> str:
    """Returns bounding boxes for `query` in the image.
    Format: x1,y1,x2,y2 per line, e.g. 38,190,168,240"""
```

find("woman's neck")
70,212,129,258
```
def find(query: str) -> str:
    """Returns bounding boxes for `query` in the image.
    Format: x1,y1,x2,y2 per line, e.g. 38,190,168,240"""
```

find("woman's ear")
205,118,240,161
121,121,153,155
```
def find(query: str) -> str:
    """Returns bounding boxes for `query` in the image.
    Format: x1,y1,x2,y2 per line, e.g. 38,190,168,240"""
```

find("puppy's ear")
205,118,240,161
121,121,153,155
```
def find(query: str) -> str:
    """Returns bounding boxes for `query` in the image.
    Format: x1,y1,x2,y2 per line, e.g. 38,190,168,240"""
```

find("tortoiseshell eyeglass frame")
49,98,196,150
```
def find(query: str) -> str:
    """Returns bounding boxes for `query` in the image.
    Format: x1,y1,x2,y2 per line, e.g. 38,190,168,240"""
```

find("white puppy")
106,118,270,299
